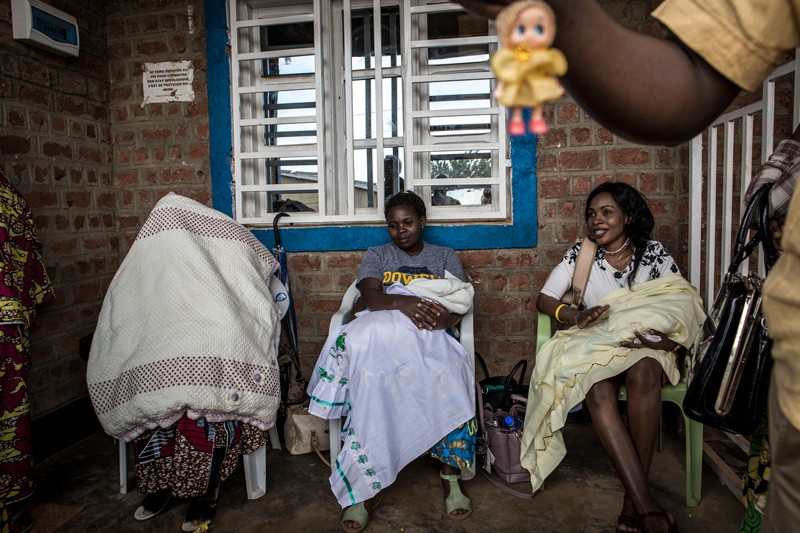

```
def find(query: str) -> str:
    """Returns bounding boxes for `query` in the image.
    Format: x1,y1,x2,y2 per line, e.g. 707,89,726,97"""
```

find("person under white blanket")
87,193,282,532
308,191,476,532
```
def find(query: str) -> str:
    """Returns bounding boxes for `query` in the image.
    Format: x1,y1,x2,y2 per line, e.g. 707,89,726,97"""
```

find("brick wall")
106,0,211,253
0,0,210,418
0,0,113,416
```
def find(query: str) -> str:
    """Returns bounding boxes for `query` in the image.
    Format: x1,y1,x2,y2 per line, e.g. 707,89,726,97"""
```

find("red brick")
78,146,103,163
73,280,102,302
142,128,171,141
115,170,138,187
608,148,651,167
82,237,109,251
496,252,534,268
162,168,192,183
65,192,92,208
43,142,73,158
0,135,31,155
487,319,505,335
111,86,133,103
459,250,493,268
135,147,149,163
540,128,567,148
57,95,87,117
508,273,530,291
539,178,570,198
478,295,518,315
571,127,591,145
136,41,169,55
7,108,25,127
640,174,659,194
49,238,79,256
97,192,117,209
189,144,208,160
597,128,614,144
18,84,51,107
308,298,341,314
559,150,601,170
52,116,67,132
70,168,83,184
487,273,506,291
326,254,362,269
557,102,580,123
290,254,322,271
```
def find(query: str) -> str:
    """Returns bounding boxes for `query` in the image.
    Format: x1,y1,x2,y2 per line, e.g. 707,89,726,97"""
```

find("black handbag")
475,352,528,413
683,185,779,435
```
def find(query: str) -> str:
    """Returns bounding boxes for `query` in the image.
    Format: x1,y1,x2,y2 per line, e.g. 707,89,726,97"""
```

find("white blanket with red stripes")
87,193,281,441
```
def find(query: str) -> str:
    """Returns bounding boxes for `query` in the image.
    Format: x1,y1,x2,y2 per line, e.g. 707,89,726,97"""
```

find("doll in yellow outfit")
491,1,567,135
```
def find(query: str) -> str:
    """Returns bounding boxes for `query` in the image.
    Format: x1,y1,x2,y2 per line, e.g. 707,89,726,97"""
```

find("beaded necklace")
602,237,630,257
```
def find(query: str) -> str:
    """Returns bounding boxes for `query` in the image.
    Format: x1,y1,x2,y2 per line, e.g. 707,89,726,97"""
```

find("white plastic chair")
325,280,475,473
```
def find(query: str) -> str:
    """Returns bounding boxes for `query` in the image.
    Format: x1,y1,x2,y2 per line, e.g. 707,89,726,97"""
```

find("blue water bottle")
503,415,522,431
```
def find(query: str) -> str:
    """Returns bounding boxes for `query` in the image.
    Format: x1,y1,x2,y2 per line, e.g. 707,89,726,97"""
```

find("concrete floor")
25,416,746,533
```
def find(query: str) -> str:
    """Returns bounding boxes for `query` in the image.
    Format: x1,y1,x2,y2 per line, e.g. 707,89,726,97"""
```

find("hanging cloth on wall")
0,170,55,507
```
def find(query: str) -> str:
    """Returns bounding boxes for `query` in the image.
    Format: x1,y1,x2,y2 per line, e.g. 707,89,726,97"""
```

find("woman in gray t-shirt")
320,191,475,530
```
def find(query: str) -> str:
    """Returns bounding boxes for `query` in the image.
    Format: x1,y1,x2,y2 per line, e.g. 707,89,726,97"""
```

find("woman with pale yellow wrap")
525,183,705,533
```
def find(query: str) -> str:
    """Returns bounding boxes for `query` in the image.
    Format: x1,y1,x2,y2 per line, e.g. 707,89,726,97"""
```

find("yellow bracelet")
555,303,568,323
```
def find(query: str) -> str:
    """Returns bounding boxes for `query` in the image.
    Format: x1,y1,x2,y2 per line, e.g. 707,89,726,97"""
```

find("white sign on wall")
142,61,194,105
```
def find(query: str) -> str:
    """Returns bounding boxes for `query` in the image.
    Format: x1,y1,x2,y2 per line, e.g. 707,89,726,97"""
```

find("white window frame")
228,0,509,226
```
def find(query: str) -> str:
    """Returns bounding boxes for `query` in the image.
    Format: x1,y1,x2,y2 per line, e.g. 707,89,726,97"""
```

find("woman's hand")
574,304,609,328
396,296,450,330
619,328,683,366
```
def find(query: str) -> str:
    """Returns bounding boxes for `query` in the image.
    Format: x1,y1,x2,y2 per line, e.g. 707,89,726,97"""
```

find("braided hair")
385,190,426,219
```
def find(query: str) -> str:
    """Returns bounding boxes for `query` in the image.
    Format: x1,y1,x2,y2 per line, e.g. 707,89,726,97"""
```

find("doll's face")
508,5,555,49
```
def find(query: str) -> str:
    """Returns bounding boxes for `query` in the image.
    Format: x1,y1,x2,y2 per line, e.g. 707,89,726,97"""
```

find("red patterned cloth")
0,170,54,507
130,413,266,498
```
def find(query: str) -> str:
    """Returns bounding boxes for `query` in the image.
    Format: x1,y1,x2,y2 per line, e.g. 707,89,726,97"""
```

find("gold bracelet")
670,344,682,354
554,303,568,323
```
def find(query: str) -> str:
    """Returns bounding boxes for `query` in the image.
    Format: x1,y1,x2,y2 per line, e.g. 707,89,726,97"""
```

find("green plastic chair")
536,312,703,507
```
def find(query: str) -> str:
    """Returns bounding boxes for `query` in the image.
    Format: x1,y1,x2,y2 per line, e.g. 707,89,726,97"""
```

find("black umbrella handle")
273,212,290,248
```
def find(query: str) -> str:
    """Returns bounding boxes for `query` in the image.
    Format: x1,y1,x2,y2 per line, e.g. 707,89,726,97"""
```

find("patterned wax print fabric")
540,239,679,309
430,417,477,471
738,414,771,533
0,170,54,508
131,413,266,498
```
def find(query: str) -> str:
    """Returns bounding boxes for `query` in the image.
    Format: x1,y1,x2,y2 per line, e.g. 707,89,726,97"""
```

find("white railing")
688,51,800,309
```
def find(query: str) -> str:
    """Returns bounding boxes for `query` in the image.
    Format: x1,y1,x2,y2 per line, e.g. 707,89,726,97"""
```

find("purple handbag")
477,379,534,499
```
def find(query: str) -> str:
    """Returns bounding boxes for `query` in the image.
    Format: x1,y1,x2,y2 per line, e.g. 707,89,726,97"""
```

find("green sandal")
341,494,381,533
440,472,472,522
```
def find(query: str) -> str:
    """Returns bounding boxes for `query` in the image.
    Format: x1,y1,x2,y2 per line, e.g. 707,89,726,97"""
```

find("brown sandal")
639,509,678,533
616,513,642,533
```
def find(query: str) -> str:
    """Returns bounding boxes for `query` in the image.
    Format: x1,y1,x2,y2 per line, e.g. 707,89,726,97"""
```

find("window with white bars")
229,0,508,226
